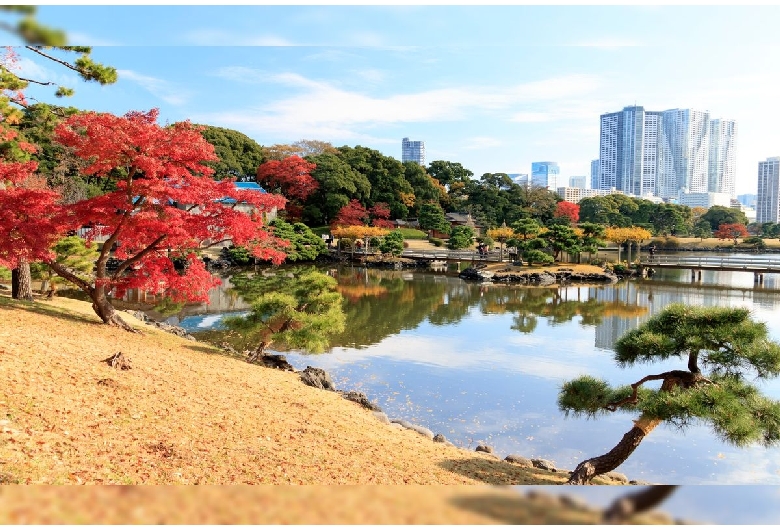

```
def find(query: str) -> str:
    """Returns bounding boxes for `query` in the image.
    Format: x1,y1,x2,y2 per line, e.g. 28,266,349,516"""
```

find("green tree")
559,304,780,484
403,161,444,215
578,222,607,262
701,205,749,231
650,203,691,237
447,225,474,250
542,224,582,262
511,218,542,241
418,202,451,235
268,219,328,262
303,152,370,226
198,125,266,181
692,219,713,240
224,269,346,363
30,235,98,297
379,230,405,257
338,145,412,220
523,248,553,266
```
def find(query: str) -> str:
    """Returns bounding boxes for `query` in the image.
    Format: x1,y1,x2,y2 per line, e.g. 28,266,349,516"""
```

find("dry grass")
0,293,622,487
0,294,687,524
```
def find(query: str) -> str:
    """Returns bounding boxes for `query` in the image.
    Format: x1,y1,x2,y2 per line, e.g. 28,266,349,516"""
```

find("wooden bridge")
400,248,507,263
640,255,780,283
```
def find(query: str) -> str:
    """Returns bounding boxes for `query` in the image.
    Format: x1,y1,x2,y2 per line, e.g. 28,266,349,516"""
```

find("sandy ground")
0,292,688,524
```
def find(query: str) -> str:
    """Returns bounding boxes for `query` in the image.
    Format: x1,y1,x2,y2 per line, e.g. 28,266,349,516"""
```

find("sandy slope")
0,293,680,524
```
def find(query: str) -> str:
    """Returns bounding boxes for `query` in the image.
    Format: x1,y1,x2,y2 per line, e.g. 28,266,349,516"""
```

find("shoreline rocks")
459,267,618,285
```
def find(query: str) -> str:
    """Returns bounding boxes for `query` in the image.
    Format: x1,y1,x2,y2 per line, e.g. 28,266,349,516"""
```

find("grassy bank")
0,293,626,488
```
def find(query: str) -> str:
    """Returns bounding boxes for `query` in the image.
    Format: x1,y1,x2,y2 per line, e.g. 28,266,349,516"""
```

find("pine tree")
559,304,780,484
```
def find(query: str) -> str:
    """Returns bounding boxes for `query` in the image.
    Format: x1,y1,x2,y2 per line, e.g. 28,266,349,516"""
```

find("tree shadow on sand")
437,457,570,486
0,295,100,326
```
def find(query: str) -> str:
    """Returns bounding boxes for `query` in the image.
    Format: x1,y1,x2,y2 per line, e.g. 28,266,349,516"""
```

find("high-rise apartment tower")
597,106,737,200
401,137,425,166
757,157,780,224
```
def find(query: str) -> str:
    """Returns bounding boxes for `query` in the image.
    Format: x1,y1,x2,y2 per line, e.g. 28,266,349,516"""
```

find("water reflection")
122,261,780,484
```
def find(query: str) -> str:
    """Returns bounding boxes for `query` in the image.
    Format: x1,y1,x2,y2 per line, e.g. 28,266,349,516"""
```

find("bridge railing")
400,249,504,262
643,255,780,269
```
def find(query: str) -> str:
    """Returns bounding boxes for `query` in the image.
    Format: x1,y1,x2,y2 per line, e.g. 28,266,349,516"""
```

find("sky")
5,3,780,196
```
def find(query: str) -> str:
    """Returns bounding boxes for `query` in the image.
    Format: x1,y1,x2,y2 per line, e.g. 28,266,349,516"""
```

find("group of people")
477,243,489,256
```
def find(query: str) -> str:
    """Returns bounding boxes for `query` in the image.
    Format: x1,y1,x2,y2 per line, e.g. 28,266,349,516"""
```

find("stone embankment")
459,266,618,285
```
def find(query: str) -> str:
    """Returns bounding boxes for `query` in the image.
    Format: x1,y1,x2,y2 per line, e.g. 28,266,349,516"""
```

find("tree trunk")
11,258,34,301
247,341,269,363
90,287,136,332
567,415,661,484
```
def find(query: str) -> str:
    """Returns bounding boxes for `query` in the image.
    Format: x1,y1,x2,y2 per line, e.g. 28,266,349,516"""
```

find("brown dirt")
0,293,680,524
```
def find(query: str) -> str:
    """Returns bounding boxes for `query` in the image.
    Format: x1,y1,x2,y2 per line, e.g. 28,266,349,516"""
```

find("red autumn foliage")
48,108,289,329
714,223,749,244
331,199,369,228
256,155,318,202
0,128,64,269
554,201,580,224
369,202,395,229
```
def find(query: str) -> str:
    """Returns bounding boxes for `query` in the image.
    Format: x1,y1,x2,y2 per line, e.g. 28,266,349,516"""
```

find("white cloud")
197,70,605,142
182,30,296,46
308,334,589,382
117,69,191,106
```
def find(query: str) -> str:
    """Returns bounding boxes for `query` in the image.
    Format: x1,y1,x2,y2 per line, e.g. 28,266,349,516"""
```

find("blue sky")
6,4,780,195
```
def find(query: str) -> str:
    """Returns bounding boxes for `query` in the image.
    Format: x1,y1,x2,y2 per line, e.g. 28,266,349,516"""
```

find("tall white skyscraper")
709,119,738,198
401,137,425,166
757,157,780,223
598,106,662,196
598,106,735,200
661,108,711,195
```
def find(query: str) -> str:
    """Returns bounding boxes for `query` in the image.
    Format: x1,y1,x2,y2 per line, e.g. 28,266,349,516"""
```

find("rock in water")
299,366,335,391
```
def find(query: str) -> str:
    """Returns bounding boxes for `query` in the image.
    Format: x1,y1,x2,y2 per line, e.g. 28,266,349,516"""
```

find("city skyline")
6,4,780,196
596,105,737,200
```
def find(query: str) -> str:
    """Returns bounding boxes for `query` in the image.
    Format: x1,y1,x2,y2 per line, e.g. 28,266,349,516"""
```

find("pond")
149,255,780,485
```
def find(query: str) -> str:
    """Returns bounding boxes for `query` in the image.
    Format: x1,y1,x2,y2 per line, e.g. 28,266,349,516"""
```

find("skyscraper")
401,137,425,166
597,106,736,200
590,159,600,190
569,175,587,188
659,108,711,196
531,161,560,189
598,106,662,196
709,119,738,197
757,157,780,224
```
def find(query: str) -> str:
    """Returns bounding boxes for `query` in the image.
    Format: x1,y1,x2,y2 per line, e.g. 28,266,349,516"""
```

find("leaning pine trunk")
11,258,34,301
567,376,680,484
567,415,661,484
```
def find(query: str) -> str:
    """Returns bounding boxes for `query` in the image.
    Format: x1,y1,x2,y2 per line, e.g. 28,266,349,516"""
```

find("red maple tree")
331,199,369,228
714,222,749,245
369,202,395,229
48,109,289,330
554,201,580,224
0,127,64,299
256,155,318,201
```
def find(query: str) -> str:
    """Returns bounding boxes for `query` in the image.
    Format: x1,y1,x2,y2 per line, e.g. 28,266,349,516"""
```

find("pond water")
152,254,780,485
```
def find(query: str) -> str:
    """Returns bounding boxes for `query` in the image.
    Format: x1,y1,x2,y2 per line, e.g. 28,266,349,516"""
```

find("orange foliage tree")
714,223,749,245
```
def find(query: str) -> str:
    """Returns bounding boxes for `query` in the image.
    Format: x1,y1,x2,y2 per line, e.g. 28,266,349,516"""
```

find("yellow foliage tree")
331,225,390,257
605,226,652,263
487,226,516,262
